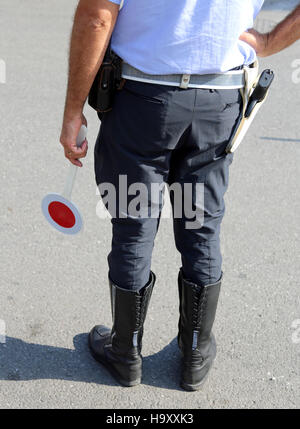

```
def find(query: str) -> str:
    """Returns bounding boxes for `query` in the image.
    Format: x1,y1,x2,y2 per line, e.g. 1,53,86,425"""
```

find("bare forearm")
60,0,119,167
64,0,118,116
266,4,300,55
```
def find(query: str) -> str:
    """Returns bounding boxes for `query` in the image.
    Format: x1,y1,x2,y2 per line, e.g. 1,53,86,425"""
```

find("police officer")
60,0,300,391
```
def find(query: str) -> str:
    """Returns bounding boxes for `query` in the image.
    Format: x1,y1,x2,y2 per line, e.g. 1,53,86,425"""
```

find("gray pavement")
263,0,299,9
0,0,299,409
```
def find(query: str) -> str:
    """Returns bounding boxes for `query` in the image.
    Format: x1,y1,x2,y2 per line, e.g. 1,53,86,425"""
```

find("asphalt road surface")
0,0,299,409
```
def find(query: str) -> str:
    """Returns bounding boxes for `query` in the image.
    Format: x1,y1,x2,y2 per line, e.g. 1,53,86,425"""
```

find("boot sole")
180,371,210,392
88,334,141,387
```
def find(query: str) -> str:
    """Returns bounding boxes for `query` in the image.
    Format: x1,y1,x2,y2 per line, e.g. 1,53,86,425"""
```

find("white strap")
226,96,268,153
241,61,259,115
226,62,262,153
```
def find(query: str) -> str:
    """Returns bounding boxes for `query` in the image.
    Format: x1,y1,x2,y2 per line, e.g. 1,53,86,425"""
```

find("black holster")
88,44,124,114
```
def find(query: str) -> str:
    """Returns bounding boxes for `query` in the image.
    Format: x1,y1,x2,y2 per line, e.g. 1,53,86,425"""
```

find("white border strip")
122,74,244,89
41,193,83,235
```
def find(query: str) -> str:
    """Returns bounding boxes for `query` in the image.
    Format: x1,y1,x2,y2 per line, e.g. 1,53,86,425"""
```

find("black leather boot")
178,269,221,391
88,271,155,387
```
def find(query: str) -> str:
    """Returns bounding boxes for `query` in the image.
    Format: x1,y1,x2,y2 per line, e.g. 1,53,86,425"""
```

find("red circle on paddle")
48,201,76,229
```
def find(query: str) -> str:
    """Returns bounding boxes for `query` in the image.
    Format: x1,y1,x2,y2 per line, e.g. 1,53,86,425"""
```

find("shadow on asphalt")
260,137,300,142
142,338,183,391
0,334,184,391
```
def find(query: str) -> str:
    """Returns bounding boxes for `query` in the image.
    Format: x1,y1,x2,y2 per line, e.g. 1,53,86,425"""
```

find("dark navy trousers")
94,79,242,291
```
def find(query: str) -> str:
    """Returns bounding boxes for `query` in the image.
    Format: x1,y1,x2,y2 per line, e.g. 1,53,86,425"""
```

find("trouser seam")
191,89,197,122
208,241,212,284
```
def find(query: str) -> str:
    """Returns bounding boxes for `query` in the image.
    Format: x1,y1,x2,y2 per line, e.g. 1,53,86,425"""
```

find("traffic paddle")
41,125,87,235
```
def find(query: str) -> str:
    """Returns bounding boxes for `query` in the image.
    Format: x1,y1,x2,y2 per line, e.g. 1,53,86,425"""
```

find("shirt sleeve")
107,0,122,5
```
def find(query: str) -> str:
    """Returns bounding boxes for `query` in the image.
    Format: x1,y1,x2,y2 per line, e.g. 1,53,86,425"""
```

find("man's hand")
240,4,300,58
239,29,269,57
60,113,88,167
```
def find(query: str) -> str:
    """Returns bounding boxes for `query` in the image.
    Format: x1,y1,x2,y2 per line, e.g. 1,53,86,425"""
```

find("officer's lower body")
89,79,242,390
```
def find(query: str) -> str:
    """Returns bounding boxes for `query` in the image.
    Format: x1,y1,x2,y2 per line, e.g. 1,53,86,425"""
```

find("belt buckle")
180,74,191,89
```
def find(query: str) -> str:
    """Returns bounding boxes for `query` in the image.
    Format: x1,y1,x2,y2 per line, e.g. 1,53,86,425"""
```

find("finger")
240,32,259,53
239,31,253,43
64,145,87,168
64,151,83,166
74,141,89,158
65,151,86,163
76,138,88,151
70,158,83,167
65,140,88,158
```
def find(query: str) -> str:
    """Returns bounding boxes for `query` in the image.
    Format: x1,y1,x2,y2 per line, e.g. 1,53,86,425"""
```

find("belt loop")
180,74,191,89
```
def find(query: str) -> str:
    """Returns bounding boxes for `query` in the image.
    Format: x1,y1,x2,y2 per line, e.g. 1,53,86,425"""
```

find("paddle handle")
63,125,87,200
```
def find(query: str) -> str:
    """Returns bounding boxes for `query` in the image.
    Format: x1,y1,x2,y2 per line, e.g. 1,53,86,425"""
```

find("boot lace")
134,286,151,331
191,284,207,330
135,294,142,331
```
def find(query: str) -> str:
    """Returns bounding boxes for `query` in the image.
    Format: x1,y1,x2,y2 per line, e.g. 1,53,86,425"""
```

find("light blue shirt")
108,0,264,75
